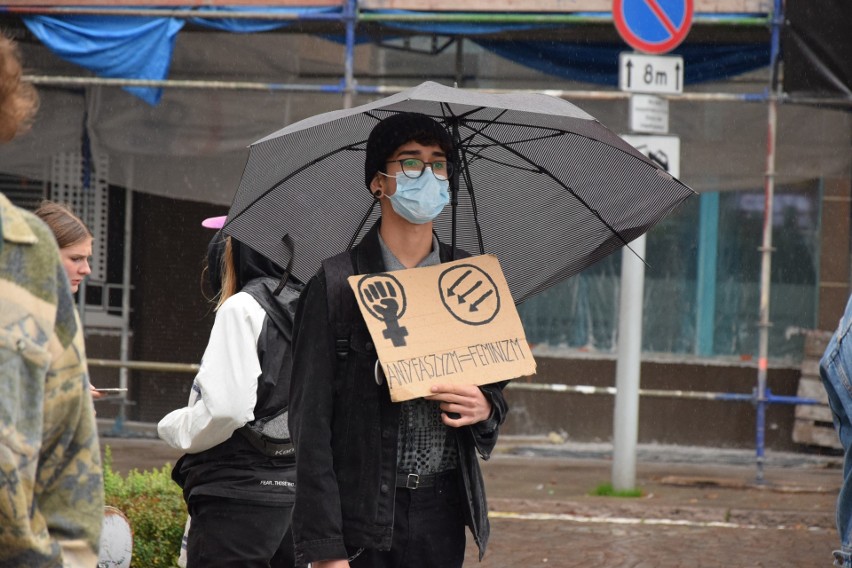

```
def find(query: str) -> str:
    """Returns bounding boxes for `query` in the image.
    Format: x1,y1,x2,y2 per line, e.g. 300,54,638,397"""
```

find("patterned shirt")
377,232,458,475
0,193,103,567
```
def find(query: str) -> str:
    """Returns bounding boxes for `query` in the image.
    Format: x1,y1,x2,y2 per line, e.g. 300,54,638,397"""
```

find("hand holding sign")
426,383,492,427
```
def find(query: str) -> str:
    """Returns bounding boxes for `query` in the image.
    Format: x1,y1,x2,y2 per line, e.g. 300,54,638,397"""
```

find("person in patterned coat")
0,33,104,568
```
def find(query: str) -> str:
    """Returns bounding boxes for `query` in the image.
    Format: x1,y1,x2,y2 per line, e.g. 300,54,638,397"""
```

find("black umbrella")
224,81,695,304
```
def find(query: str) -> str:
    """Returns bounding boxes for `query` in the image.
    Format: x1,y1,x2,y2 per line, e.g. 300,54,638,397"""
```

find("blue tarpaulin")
473,40,770,85
22,9,769,104
188,5,341,33
24,14,184,105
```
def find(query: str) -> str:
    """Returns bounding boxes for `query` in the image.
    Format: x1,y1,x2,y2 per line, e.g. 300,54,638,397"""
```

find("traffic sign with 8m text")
619,52,684,95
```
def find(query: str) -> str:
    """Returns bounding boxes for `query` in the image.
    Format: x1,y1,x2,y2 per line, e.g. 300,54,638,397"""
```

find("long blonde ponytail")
215,236,240,311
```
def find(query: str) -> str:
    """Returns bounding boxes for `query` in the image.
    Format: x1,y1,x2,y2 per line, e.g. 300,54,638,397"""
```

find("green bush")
103,446,187,568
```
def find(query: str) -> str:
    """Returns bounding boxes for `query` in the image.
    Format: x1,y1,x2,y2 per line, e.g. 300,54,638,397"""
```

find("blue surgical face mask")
386,169,450,224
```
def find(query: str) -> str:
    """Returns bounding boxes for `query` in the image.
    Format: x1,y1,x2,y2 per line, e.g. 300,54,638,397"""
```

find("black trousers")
349,474,466,568
187,496,295,568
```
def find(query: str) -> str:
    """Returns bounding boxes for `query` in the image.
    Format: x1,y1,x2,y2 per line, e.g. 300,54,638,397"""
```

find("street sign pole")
612,0,691,493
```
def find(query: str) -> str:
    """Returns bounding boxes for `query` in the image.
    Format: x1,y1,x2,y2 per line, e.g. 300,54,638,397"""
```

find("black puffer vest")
172,277,302,503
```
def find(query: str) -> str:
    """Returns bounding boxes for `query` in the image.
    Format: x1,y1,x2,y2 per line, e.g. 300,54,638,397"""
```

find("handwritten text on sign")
348,255,536,402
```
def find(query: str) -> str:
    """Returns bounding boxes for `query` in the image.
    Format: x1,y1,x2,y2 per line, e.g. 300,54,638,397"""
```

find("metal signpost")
612,0,692,492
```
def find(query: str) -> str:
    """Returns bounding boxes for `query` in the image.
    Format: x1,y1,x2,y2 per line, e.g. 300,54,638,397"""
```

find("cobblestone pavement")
466,516,834,567
466,443,840,567
102,432,842,567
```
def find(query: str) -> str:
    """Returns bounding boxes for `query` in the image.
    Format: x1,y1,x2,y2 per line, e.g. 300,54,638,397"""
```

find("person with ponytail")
158,229,301,568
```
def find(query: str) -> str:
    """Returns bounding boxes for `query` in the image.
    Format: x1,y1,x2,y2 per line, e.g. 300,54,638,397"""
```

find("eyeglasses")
386,158,454,181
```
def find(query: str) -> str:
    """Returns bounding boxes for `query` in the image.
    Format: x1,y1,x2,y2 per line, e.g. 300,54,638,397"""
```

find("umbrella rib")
457,125,485,256
453,116,568,172
442,102,490,256
347,199,378,251
462,130,567,151
459,117,572,135
462,153,539,172
460,134,567,173
470,126,639,256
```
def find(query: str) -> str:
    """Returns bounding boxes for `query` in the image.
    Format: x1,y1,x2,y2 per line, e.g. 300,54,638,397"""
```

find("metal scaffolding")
8,0,840,478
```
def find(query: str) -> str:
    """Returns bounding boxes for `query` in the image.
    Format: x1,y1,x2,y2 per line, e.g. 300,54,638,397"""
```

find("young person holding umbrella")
288,112,509,568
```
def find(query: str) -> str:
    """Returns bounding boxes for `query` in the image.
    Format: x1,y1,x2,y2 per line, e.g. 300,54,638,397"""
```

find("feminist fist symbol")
360,276,409,347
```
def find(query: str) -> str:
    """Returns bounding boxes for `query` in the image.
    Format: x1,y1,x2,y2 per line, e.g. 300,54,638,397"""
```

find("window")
518,183,820,363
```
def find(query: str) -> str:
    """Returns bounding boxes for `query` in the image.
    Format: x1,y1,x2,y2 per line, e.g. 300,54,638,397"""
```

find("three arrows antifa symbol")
445,269,494,313
439,264,501,326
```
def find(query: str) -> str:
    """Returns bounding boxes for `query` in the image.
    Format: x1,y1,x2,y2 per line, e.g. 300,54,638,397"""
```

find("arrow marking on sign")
446,269,472,297
644,0,678,35
625,58,633,88
675,62,681,90
458,280,483,304
470,290,494,313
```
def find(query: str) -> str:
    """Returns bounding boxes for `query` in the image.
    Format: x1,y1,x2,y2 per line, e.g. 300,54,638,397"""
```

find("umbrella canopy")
224,81,695,304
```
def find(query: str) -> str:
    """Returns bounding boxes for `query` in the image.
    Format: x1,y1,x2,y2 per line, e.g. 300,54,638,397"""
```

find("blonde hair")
216,236,240,311
34,200,93,249
0,35,39,142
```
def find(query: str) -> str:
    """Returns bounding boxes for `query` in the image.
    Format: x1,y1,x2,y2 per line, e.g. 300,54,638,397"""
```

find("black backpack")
237,276,303,457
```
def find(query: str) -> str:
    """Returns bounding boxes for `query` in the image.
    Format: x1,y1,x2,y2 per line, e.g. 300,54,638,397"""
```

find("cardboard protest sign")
348,254,536,402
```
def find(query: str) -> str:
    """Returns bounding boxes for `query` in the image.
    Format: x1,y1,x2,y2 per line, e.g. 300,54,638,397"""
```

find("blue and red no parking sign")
614,0,693,55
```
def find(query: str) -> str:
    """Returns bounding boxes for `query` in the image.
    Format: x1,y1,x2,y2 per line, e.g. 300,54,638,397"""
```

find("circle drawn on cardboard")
357,273,408,321
438,263,501,326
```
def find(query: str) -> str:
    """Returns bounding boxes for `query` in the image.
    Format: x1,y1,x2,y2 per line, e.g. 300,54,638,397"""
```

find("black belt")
395,470,456,490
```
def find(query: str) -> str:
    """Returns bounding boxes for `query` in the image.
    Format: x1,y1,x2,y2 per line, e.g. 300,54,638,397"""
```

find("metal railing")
88,358,822,437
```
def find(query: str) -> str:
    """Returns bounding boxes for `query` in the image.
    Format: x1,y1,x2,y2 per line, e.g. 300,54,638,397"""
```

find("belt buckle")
405,473,420,489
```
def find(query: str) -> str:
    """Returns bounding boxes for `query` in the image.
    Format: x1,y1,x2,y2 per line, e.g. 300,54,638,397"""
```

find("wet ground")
101,428,842,567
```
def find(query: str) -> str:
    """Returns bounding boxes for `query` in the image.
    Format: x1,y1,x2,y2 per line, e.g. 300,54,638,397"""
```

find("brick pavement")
464,447,840,567
465,516,834,567
101,433,843,567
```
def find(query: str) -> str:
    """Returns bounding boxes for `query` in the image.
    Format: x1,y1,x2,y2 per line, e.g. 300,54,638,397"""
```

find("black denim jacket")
288,223,509,566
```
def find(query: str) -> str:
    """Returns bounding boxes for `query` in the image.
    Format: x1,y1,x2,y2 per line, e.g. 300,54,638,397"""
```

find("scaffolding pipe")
22,73,850,107
88,358,200,373
83,356,822,406
505,382,820,406
342,0,356,108
16,0,841,461
2,6,351,20
753,0,783,485
359,12,767,26
1,6,771,26
23,74,795,106
115,183,133,434
454,37,464,87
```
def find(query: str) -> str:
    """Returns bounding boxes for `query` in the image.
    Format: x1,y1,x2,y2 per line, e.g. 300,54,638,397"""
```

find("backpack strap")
322,250,358,362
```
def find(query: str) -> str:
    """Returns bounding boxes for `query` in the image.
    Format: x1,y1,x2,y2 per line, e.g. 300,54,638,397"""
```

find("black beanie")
364,112,454,191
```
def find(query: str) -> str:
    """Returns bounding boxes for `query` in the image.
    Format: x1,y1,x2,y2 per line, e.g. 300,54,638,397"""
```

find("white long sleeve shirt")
157,292,266,454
